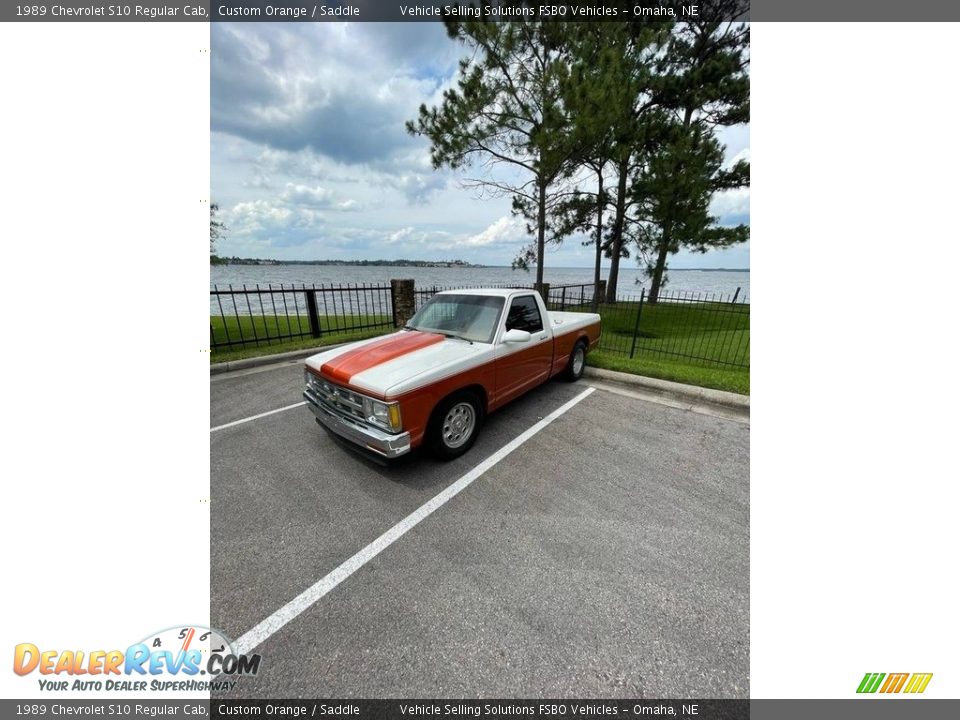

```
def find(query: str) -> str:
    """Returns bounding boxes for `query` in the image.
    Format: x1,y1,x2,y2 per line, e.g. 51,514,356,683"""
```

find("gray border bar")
4,0,960,22
1,699,959,719
752,699,960,719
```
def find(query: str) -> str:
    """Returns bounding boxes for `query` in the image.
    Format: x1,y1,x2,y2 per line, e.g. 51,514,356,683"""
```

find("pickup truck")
303,288,601,460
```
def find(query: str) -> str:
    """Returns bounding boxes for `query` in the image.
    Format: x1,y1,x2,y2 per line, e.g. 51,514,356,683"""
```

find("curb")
210,344,347,376
583,366,749,411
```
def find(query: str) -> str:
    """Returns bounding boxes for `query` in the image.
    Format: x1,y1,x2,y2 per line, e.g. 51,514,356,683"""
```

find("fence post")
391,278,416,328
629,289,646,359
560,287,567,310
305,288,322,339
536,282,550,306
731,286,741,304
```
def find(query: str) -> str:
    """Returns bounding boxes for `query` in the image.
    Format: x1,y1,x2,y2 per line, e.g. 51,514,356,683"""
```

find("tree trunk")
605,157,629,304
591,167,604,312
535,179,546,294
535,29,550,298
646,107,695,305
646,229,672,305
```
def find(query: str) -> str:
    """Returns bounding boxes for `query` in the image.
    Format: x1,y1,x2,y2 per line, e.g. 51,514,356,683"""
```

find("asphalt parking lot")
210,359,749,698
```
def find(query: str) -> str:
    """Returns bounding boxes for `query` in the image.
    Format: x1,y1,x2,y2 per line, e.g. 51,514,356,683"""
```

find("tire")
563,339,588,382
427,390,484,460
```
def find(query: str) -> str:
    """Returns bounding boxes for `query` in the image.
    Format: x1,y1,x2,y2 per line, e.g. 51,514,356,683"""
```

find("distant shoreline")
210,257,486,268
211,257,748,272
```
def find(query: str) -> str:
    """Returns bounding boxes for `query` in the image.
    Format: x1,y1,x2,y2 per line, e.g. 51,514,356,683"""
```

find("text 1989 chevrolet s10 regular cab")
303,288,601,460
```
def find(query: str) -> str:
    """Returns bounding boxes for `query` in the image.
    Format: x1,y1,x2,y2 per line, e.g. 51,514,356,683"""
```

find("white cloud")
711,187,751,221
228,200,292,236
728,146,751,166
461,216,528,248
388,227,414,243
281,183,332,206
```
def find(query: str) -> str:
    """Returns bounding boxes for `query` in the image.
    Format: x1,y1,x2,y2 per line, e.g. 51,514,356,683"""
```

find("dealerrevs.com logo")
857,672,933,694
13,626,260,693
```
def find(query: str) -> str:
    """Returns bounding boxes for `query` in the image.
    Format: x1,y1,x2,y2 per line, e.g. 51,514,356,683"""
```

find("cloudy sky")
211,23,750,269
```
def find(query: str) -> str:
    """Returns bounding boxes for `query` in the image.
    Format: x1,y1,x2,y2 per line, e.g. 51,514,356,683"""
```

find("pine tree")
638,6,750,303
407,21,577,292
561,21,675,304
628,123,749,299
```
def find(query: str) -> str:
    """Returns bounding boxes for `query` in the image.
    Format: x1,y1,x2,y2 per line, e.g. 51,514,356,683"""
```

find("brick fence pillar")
535,282,550,304
391,278,416,328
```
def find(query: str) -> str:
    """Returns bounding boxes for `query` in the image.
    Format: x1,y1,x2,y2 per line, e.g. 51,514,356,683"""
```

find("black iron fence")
413,282,602,311
412,282,535,311
210,280,749,371
410,282,747,369
210,283,394,351
543,282,600,310
588,288,750,369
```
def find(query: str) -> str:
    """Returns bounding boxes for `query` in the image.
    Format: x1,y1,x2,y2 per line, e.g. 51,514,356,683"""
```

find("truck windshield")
405,294,505,344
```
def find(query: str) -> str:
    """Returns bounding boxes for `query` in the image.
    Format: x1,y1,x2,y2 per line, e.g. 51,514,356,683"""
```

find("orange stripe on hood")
321,331,445,385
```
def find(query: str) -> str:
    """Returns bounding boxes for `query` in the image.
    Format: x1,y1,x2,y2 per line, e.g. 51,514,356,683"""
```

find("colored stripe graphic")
880,673,908,693
320,331,444,385
903,673,933,694
857,672,933,694
856,673,885,693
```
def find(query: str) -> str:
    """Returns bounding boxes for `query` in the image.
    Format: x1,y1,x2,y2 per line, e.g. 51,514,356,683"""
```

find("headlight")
304,369,310,386
362,397,402,433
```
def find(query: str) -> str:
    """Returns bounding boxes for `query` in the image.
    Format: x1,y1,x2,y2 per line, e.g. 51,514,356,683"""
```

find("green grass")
210,314,392,363
589,351,749,395
582,298,749,394
210,301,750,395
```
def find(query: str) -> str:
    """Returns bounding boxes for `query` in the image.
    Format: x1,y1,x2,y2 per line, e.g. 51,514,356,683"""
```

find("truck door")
495,294,553,403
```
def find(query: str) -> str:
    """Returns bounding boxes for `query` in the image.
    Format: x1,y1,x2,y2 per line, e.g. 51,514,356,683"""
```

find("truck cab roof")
435,288,539,299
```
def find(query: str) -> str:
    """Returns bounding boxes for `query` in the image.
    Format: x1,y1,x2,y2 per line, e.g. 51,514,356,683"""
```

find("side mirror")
502,328,531,343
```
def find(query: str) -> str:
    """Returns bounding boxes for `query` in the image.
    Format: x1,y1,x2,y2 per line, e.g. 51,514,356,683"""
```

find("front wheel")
563,340,588,381
426,390,483,460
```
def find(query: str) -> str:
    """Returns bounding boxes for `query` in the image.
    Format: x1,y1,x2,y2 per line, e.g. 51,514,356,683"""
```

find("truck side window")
506,295,543,333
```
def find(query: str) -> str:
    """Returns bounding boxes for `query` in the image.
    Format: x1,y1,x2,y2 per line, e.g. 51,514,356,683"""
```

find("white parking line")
210,401,307,433
232,386,596,657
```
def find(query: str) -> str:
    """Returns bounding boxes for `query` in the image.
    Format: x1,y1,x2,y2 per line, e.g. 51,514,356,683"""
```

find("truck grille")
306,373,366,421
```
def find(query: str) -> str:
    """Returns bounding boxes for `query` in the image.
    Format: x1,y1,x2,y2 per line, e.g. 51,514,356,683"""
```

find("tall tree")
407,21,577,291
555,23,622,310
568,21,675,304
627,122,749,300
638,6,750,303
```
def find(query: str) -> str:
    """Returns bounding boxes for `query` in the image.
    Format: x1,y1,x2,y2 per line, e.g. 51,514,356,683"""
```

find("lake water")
211,265,749,301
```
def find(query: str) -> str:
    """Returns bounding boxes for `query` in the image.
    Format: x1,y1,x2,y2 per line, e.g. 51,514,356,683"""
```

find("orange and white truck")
304,288,601,460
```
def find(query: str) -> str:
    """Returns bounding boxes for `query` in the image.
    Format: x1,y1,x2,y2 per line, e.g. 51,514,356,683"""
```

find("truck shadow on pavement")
310,378,591,490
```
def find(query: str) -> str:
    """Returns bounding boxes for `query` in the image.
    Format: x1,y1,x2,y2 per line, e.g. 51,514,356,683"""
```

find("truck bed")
547,310,601,333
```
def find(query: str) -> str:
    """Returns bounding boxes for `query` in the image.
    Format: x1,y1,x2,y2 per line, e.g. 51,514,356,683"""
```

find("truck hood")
305,330,490,398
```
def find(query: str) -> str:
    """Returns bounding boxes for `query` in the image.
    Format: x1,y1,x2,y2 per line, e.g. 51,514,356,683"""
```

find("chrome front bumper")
303,387,411,458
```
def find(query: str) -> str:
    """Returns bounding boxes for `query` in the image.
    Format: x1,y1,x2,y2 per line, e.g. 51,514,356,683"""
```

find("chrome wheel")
572,345,585,375
442,402,476,449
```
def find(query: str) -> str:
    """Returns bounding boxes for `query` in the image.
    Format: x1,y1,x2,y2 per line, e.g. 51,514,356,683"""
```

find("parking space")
210,359,309,429
210,360,749,698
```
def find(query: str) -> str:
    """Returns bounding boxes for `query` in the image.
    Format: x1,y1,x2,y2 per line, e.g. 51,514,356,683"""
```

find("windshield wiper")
407,326,473,343
436,330,473,343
